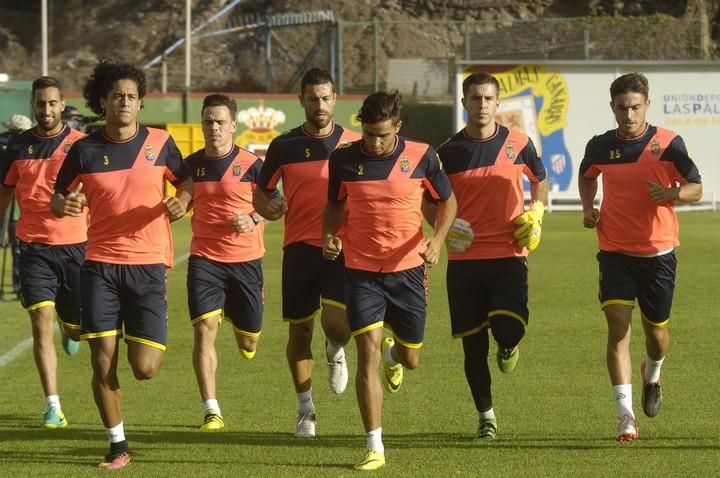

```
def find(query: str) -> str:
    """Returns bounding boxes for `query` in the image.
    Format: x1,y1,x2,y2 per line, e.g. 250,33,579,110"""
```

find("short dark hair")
356,90,401,125
610,72,649,100
462,72,500,97
300,68,335,94
83,61,147,116
31,76,63,99
201,94,237,119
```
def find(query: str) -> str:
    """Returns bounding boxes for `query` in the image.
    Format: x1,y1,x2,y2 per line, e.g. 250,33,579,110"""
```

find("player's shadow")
131,428,357,447
0,420,355,448
388,431,720,451
0,423,357,470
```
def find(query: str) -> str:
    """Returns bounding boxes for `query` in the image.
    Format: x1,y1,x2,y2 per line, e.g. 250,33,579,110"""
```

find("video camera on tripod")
63,106,100,132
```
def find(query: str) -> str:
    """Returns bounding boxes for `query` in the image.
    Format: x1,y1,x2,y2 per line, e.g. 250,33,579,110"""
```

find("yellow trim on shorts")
232,325,261,338
393,335,423,349
452,321,490,339
26,300,55,312
81,330,122,340
642,315,669,327
57,318,81,330
191,309,223,326
488,309,528,326
601,299,635,310
125,334,167,352
285,308,320,324
351,321,384,337
321,298,346,311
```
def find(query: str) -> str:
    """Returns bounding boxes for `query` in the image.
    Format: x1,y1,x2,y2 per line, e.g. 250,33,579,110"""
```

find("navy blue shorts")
597,251,676,324
187,255,263,336
446,258,529,338
345,265,427,348
80,261,168,350
281,242,345,323
18,241,85,330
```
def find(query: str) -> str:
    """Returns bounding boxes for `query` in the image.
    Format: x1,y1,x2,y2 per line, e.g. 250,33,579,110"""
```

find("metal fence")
335,16,709,95
0,7,713,96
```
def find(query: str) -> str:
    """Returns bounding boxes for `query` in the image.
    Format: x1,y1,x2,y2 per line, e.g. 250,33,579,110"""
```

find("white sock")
326,340,343,361
106,422,126,444
46,395,61,410
644,356,665,383
297,389,315,414
613,384,634,418
479,407,496,420
203,399,221,415
384,343,398,368
366,427,384,453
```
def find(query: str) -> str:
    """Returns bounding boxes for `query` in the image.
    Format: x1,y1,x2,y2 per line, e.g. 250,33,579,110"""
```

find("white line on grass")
0,337,34,368
0,252,191,368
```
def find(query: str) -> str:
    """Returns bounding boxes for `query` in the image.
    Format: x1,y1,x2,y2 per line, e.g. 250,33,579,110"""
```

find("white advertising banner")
455,62,720,196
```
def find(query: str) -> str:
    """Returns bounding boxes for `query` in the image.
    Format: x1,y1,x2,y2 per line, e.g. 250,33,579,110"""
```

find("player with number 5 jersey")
254,68,360,439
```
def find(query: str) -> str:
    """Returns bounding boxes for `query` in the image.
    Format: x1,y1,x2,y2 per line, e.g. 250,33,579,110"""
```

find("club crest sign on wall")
463,65,573,191
235,102,286,159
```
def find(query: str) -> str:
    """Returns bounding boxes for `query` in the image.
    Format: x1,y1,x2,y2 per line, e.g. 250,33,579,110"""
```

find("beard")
307,111,331,130
37,116,61,132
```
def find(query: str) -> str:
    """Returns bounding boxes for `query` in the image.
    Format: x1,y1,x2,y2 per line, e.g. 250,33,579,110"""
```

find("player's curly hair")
610,72,649,100
356,90,401,125
83,61,146,116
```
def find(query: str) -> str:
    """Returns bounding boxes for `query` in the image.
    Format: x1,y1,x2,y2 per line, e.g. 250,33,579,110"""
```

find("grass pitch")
0,211,718,476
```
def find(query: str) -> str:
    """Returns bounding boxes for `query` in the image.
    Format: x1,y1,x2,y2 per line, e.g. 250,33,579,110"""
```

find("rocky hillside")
0,0,717,93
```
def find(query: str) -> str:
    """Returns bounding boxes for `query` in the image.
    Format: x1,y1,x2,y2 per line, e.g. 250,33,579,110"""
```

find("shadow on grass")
2,418,718,454
0,423,358,471
0,450,354,471
384,432,720,451
0,425,355,447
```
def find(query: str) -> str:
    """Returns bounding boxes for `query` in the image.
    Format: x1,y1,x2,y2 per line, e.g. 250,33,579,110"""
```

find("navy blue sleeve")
327,150,344,202
0,144,14,186
54,143,83,195
247,158,264,184
421,145,452,201
520,138,547,182
256,139,282,190
579,136,600,178
164,136,190,184
665,136,701,184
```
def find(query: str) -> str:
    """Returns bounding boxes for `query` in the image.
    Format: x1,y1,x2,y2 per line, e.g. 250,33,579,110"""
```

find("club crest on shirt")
232,164,242,176
144,145,155,161
64,142,72,153
651,140,661,155
357,164,365,176
399,157,410,173
505,143,515,160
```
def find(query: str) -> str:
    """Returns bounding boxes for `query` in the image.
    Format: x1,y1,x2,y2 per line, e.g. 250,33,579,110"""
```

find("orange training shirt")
257,123,360,248
437,125,546,260
328,136,453,272
580,125,701,255
1,125,87,244
54,125,189,266
186,145,265,263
